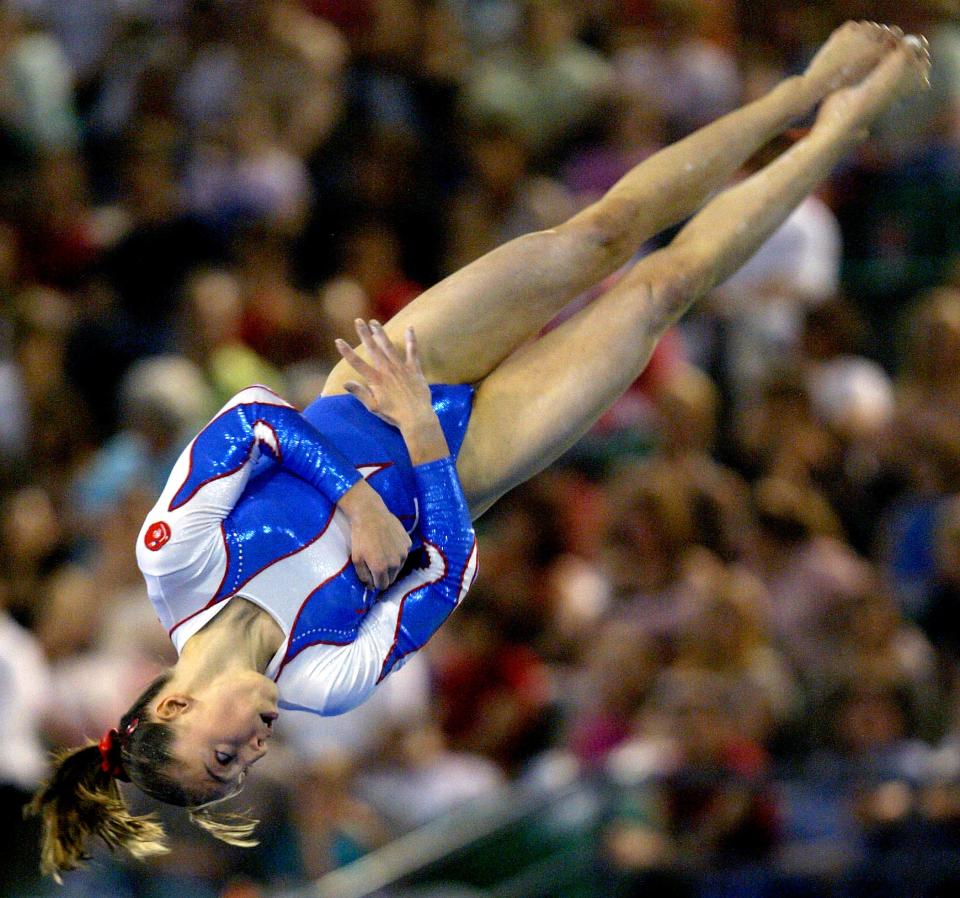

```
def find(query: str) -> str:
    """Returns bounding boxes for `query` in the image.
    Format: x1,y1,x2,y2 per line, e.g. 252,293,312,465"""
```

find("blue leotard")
137,384,478,715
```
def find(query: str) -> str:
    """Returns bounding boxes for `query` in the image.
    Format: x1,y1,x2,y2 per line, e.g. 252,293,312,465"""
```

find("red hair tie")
98,718,138,781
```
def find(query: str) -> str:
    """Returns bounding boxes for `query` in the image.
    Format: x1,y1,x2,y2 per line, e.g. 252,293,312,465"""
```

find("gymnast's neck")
173,597,285,690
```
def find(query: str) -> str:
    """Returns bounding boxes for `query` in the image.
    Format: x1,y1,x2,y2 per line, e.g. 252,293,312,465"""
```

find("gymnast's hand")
338,478,411,590
335,319,436,434
337,319,451,463
335,319,448,589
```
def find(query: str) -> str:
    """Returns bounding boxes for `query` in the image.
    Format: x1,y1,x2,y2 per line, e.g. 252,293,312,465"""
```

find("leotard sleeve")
137,385,361,581
277,455,478,715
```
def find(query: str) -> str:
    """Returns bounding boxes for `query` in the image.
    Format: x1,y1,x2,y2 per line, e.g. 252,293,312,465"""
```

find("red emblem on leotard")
144,521,171,551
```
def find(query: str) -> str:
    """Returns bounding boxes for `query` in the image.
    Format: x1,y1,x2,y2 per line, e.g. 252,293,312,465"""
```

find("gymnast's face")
154,671,279,800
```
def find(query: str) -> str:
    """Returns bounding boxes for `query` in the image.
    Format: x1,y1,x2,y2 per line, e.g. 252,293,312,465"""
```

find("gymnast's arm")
278,432,478,716
276,321,478,714
136,385,410,588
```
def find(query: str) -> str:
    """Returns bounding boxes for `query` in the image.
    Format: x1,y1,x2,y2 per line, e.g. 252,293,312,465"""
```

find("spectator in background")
0,2,79,154
234,220,324,367
66,125,222,437
602,460,703,641
445,118,575,272
70,354,214,521
469,480,571,650
898,286,960,419
562,89,668,213
10,0,189,89
101,124,223,337
832,584,938,734
604,670,779,891
920,494,960,666
743,476,867,671
460,0,614,155
337,221,423,322
797,298,901,553
786,681,925,882
25,151,99,290
9,287,84,477
651,365,753,561
184,97,314,236
171,0,348,154
0,594,51,895
291,750,389,879
180,268,284,405
566,620,659,765
878,288,960,617
672,562,799,740
0,483,72,626
433,594,553,774
355,710,506,831
612,0,741,137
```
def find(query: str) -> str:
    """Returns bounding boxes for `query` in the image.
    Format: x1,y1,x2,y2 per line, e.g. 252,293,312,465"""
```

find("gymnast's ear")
154,693,193,720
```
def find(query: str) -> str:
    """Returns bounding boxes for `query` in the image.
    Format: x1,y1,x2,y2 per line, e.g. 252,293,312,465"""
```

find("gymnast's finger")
343,380,373,408
364,559,388,590
404,326,422,372
354,558,373,588
382,558,405,588
335,338,376,379
354,319,385,364
385,563,401,588
357,318,396,367
370,320,403,365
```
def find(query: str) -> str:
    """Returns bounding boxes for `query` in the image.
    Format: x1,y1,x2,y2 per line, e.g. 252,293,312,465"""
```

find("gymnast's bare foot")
814,34,932,138
803,20,900,99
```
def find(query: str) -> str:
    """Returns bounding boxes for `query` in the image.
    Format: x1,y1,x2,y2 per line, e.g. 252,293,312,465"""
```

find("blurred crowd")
3,0,960,896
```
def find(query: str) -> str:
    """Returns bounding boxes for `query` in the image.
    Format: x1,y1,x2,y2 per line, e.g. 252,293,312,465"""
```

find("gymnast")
30,22,928,879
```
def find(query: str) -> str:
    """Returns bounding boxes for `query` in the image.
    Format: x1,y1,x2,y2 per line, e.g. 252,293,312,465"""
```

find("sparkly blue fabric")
301,383,475,524
171,398,361,513
375,455,477,679
215,384,475,645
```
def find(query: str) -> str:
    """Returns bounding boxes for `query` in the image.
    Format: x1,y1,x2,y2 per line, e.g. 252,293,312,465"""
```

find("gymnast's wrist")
337,478,383,520
399,414,449,466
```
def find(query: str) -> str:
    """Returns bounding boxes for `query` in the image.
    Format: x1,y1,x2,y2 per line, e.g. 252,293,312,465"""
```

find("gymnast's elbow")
425,514,476,564
320,679,377,716
278,679,374,717
278,646,381,717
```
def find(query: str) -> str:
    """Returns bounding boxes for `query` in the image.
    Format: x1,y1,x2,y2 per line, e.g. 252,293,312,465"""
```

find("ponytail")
27,671,259,881
25,742,168,881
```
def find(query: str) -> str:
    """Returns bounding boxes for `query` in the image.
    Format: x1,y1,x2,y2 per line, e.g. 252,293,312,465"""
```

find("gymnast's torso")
136,384,478,715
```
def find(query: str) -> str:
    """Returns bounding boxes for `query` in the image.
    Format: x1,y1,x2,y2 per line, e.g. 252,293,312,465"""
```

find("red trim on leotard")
168,400,293,512
375,539,448,684
456,535,479,601
251,419,282,463
274,556,356,678
168,505,338,637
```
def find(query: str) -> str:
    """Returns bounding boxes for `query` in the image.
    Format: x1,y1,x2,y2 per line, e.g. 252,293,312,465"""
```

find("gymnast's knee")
558,197,639,259
644,250,710,330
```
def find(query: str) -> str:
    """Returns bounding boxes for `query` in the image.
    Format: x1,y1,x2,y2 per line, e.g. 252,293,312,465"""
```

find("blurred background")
3,0,960,896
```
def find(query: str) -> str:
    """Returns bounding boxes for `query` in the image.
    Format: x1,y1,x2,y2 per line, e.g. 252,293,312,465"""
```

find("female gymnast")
30,22,928,879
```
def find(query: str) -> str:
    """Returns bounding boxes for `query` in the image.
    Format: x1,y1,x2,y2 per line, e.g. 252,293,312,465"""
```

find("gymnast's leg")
322,22,895,393
457,36,930,515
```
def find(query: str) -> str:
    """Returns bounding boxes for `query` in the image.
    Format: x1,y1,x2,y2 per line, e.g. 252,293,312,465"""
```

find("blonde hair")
26,742,169,882
26,674,258,881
